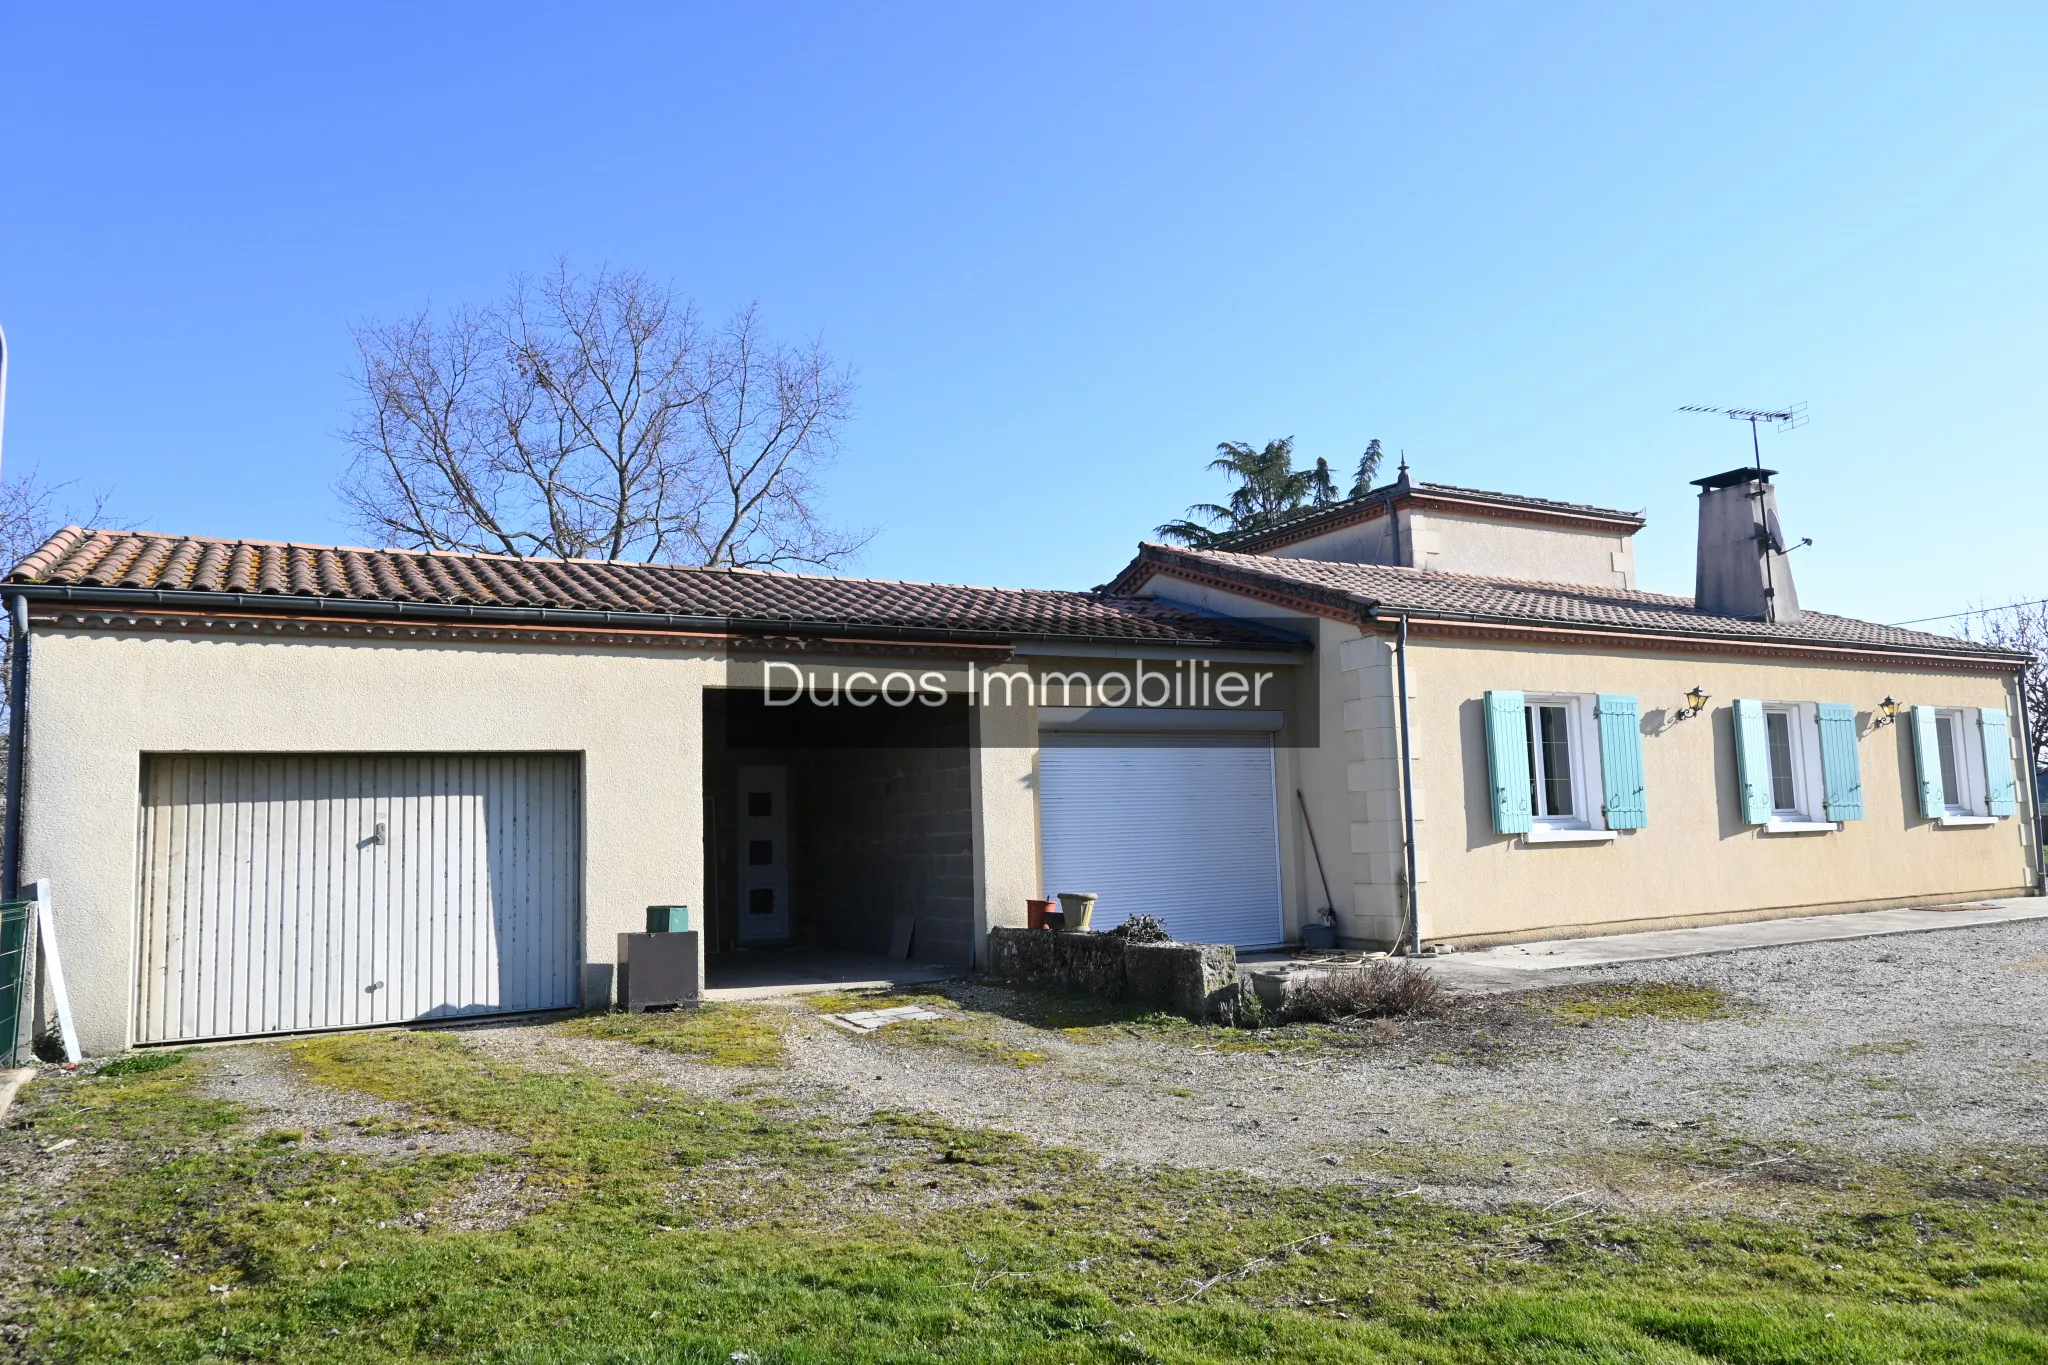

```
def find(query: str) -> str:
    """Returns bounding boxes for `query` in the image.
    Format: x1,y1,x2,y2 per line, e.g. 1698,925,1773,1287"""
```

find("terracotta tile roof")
1113,543,2022,662
1204,478,1645,554
6,528,1302,650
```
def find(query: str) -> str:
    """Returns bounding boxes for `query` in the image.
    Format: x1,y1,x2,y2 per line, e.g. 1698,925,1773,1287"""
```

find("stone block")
985,928,1240,1021
1124,941,1239,1021
985,926,1060,981
1054,931,1129,996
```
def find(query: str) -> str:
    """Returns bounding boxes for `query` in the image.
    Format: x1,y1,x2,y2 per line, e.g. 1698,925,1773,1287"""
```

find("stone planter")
986,927,1239,1021
1054,892,1098,931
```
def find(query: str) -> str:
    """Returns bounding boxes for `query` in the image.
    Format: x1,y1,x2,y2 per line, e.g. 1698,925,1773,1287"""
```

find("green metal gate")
0,900,31,1066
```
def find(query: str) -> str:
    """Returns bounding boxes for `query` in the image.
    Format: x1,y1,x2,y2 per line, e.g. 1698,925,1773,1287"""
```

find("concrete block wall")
1335,633,1422,946
800,745,976,962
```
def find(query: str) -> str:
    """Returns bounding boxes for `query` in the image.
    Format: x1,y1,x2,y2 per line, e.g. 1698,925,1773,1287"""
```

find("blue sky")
1,4,2042,627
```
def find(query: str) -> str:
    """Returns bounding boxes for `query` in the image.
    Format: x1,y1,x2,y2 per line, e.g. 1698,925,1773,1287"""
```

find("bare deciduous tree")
340,263,868,569
1963,600,2048,780
0,467,116,768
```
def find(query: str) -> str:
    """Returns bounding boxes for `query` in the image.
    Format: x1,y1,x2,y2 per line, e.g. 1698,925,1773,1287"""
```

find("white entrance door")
135,753,583,1044
1038,733,1284,947
736,765,791,944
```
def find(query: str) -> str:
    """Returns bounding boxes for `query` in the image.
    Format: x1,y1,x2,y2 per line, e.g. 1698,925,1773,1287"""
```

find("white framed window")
1934,708,1990,819
1521,694,1611,841
1758,703,1832,831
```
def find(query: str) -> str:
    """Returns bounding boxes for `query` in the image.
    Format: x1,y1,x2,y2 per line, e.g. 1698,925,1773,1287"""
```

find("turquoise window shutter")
1731,699,1772,825
1594,695,1647,829
1980,708,2017,816
1910,705,1945,818
1814,703,1863,821
1483,690,1532,834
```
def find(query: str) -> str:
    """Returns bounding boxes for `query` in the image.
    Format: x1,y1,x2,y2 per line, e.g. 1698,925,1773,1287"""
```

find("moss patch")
1539,981,1737,1023
555,1001,787,1068
807,990,1052,1068
91,1048,197,1079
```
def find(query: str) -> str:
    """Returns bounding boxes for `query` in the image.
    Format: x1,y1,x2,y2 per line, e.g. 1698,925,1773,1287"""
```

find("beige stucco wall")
1409,512,1634,588
21,626,733,1053
1268,508,1635,589
1269,511,1399,565
1406,638,2034,943
972,692,1040,949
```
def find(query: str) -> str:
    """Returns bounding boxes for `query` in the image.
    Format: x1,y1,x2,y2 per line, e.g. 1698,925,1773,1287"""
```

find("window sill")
1761,819,1838,835
1937,814,2000,827
1523,826,1617,845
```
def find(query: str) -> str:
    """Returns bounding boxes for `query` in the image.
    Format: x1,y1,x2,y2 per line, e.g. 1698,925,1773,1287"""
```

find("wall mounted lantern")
1682,686,1711,719
1876,696,1901,727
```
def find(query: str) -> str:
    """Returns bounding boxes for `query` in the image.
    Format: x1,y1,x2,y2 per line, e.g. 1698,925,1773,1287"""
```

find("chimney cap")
1692,466,1778,491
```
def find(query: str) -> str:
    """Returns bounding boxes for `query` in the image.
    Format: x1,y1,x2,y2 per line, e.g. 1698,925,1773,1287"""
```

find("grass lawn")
5,1026,2046,1363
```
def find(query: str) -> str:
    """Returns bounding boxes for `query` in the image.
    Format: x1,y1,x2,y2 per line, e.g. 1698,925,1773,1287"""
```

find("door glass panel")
1537,705,1574,817
1524,710,1542,816
1936,715,1962,809
1766,711,1798,813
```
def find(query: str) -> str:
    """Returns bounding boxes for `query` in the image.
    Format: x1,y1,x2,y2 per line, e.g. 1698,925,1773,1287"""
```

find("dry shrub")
1283,959,1453,1023
1107,914,1172,944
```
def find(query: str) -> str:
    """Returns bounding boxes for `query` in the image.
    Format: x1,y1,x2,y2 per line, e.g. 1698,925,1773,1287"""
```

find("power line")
1891,597,2048,627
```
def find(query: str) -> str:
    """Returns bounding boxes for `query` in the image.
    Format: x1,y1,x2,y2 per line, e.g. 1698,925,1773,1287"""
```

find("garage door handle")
365,981,384,993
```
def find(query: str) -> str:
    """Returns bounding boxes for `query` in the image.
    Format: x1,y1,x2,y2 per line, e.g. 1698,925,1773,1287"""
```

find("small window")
747,838,775,866
1517,696,1606,831
747,887,776,916
746,791,773,818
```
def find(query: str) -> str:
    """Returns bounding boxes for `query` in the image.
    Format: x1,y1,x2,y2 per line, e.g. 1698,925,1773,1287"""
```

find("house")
3,463,2035,1053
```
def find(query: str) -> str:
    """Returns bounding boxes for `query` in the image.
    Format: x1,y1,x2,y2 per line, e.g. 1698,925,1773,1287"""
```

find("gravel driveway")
443,916,2048,1214
80,916,2043,1221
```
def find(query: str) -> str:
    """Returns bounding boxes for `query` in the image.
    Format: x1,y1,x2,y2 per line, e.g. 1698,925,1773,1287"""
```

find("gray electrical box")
616,930,702,1012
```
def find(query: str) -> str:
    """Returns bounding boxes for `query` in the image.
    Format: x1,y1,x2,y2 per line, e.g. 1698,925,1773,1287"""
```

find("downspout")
3,595,27,898
1394,614,1422,953
2017,668,2043,895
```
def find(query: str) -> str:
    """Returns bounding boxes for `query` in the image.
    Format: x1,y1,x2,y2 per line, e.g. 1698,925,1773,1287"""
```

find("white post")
32,880,80,1064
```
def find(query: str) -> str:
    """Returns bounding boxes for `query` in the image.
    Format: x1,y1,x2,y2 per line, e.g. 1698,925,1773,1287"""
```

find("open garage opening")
701,685,976,979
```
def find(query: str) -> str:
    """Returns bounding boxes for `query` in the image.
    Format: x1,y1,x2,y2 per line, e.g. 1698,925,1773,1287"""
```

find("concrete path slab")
1248,897,2048,995
703,951,958,1002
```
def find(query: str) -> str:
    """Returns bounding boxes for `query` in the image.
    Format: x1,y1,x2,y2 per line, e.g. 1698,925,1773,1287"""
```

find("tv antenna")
1677,403,1808,474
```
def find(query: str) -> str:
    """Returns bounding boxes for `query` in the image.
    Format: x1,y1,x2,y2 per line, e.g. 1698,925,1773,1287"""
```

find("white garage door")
1038,733,1284,947
136,754,582,1043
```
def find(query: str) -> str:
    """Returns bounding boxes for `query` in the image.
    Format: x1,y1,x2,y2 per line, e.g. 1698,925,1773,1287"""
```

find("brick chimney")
1691,467,1801,624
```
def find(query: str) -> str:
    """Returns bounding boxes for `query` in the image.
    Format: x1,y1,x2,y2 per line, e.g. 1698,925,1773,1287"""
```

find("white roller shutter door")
1038,732,1284,947
136,753,582,1044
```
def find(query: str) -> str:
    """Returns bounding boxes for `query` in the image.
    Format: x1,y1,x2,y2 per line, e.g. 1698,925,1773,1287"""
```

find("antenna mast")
1677,403,1809,622
1677,404,1808,475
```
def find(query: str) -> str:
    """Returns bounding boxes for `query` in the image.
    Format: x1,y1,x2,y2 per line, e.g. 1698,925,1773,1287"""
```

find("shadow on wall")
1459,696,1496,852
1890,717,1923,829
1713,707,1745,842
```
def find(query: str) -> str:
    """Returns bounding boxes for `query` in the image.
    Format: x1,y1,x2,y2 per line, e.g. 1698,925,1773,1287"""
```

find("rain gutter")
5,584,1306,656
